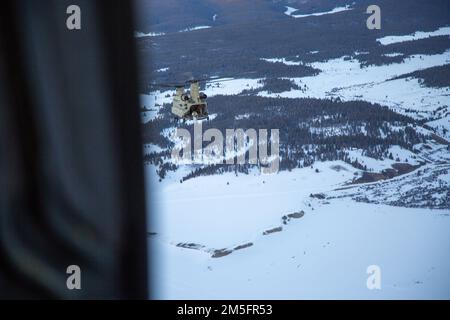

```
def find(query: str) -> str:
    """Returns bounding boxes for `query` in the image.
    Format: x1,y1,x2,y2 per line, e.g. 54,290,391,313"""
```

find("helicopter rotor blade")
149,82,184,88
206,78,238,84
205,77,255,84
149,71,258,89
193,71,258,84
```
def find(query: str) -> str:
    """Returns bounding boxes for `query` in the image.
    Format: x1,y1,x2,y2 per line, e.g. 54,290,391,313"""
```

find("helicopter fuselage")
171,82,209,120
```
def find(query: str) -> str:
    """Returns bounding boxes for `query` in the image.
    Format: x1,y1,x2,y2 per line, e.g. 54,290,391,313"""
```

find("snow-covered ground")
383,53,404,58
284,6,298,16
284,5,352,19
427,117,450,140
148,160,450,299
151,203,450,299
260,57,302,66
156,67,169,73
135,31,165,38
377,26,450,45
179,26,211,33
346,145,421,172
258,51,450,127
135,26,211,38
144,109,449,300
149,161,357,248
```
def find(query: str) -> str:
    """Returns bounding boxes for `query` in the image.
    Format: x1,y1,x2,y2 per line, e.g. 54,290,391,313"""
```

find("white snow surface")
284,6,298,16
383,53,404,58
346,145,420,172
150,162,356,248
151,203,450,299
147,161,450,299
284,5,352,19
179,26,211,32
135,25,212,38
156,67,169,73
377,26,450,45
261,57,302,66
134,31,165,38
258,51,450,125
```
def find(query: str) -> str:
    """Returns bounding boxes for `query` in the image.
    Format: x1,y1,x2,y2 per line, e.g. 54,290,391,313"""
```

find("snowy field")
147,162,450,299
135,31,165,38
258,51,450,122
284,5,352,19
179,26,211,32
149,162,358,248
377,27,450,45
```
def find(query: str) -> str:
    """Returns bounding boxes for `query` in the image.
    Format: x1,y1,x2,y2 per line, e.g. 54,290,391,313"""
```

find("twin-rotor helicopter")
150,75,250,121
161,79,210,121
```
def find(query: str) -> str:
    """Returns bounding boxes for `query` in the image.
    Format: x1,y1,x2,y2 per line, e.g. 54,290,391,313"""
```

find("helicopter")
171,80,209,121
151,75,254,121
